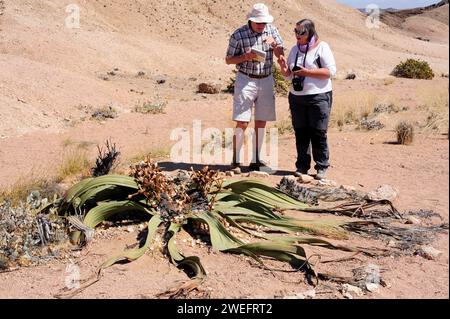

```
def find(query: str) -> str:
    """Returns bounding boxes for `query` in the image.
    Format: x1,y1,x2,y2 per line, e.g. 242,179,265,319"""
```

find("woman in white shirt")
278,19,336,180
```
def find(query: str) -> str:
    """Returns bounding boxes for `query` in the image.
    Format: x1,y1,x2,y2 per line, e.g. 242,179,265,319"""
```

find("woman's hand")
292,66,309,77
294,67,331,79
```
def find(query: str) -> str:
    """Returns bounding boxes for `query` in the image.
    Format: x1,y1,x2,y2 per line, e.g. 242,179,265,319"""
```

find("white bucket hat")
247,3,274,24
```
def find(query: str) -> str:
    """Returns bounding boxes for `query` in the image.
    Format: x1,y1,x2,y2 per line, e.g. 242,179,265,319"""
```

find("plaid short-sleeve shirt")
226,23,284,76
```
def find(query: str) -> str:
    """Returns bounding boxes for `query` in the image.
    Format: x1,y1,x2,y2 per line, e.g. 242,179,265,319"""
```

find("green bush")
224,66,289,95
273,64,289,95
392,59,434,80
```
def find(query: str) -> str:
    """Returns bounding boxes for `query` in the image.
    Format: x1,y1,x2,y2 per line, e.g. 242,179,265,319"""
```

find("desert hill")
378,0,449,42
0,0,448,137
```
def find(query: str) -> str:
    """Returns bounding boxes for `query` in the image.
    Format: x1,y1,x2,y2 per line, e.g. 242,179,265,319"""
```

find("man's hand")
243,50,257,62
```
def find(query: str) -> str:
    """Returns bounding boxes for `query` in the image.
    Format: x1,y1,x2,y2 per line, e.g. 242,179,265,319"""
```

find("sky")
335,0,441,9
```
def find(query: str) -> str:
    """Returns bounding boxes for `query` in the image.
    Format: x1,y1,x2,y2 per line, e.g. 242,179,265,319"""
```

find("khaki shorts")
232,71,276,122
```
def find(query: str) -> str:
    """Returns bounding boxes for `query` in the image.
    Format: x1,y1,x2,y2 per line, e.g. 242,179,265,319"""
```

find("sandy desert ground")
0,0,448,299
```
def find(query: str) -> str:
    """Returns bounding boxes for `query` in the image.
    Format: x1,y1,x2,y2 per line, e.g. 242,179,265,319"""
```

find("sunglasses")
294,28,308,36
255,22,267,25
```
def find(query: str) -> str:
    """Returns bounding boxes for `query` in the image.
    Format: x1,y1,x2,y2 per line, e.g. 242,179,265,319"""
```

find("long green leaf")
196,211,243,250
226,241,309,270
223,180,310,210
83,200,153,228
100,214,162,268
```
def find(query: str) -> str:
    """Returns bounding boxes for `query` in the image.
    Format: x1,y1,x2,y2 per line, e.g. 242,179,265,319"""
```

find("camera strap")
293,44,309,77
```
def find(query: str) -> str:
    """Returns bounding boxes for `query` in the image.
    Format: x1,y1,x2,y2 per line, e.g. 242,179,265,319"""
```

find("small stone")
340,185,356,192
343,292,353,299
137,70,146,76
365,282,379,293
156,77,166,84
300,289,316,299
405,216,421,225
297,174,314,183
126,227,134,233
365,185,399,201
416,246,442,260
225,171,234,177
284,175,297,183
318,179,338,187
249,171,270,178
342,284,364,297
198,82,221,94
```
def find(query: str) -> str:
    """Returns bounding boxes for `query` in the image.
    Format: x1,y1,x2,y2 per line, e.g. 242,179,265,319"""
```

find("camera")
292,76,304,91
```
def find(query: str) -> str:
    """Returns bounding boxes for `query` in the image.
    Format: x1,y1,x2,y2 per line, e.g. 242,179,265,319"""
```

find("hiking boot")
315,169,327,180
230,162,242,175
248,160,272,173
294,169,308,177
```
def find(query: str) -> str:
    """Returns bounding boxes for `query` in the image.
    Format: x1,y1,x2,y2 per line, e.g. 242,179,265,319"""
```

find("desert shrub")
273,64,289,95
57,148,91,181
224,70,237,94
91,105,117,120
274,117,294,135
134,100,166,114
224,66,288,96
358,118,385,131
396,121,414,145
331,92,378,128
392,59,434,80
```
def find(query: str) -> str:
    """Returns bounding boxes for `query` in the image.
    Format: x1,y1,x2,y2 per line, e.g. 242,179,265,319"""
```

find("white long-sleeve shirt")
285,41,336,96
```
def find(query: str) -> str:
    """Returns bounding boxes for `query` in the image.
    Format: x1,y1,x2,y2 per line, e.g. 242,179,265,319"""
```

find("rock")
318,179,338,187
298,174,314,183
405,216,421,225
365,282,379,293
342,284,364,297
284,175,297,183
137,70,146,76
301,289,316,299
284,289,316,299
156,78,166,84
343,292,354,299
249,171,270,178
416,246,442,260
345,73,356,80
126,227,134,233
365,185,399,201
340,185,356,192
225,171,234,177
295,289,316,299
198,82,221,94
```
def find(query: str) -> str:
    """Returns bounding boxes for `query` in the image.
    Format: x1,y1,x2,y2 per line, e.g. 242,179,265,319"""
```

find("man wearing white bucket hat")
226,3,285,173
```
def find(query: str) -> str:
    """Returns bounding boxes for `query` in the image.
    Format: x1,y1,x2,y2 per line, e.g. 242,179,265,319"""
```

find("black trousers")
288,91,333,172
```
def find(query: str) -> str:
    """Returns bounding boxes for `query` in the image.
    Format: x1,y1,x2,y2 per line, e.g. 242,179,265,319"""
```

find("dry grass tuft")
396,121,414,145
